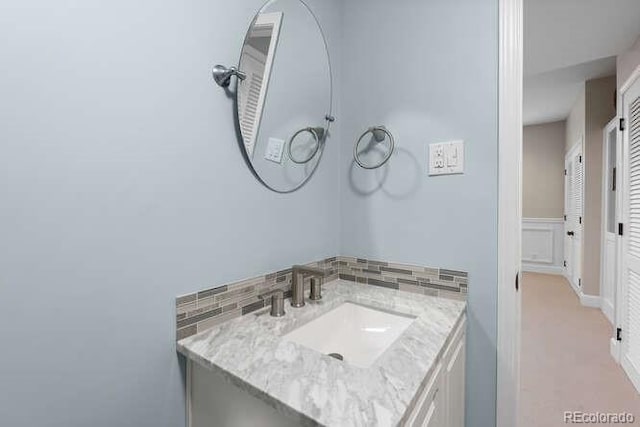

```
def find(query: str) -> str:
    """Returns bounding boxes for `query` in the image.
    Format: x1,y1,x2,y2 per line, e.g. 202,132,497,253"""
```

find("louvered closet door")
564,158,574,280
564,142,583,289
621,76,640,393
571,148,584,288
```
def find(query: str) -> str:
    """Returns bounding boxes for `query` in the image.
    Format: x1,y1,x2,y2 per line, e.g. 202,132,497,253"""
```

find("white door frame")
611,67,640,363
600,118,619,325
612,109,624,361
610,66,640,363
497,0,522,426
615,66,640,391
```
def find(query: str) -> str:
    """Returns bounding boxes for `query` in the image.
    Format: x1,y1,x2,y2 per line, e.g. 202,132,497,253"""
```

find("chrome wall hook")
370,127,387,142
212,64,247,88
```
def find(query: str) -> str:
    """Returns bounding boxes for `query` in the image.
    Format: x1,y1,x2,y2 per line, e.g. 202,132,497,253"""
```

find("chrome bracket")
212,64,247,88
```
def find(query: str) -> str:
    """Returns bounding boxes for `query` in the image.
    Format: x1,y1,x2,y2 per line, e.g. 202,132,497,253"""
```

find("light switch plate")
264,138,285,164
429,140,464,176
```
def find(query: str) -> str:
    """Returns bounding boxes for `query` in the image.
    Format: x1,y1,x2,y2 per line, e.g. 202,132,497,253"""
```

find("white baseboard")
610,337,621,363
601,299,614,325
622,356,640,394
521,264,564,275
565,272,580,297
579,292,601,308
563,272,601,308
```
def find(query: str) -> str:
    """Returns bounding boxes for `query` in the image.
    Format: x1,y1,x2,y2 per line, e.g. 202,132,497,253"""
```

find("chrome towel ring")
354,126,395,169
288,127,325,164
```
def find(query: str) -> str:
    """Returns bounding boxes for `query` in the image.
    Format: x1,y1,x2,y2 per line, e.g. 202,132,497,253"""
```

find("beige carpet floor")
519,272,640,427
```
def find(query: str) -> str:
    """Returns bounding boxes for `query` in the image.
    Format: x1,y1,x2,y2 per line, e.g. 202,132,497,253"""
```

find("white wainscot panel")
522,218,564,275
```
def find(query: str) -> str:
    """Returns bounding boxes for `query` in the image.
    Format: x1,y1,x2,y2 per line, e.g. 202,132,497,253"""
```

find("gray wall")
0,0,342,426
565,88,585,153
523,121,566,219
618,34,640,90
339,1,499,426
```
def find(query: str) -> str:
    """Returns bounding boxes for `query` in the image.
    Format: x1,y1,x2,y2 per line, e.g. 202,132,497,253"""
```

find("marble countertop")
177,279,466,426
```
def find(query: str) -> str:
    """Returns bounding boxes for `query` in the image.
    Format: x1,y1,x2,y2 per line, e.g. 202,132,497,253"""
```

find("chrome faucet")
291,265,325,308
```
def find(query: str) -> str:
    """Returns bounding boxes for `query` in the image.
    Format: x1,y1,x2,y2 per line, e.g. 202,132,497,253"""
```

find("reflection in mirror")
288,127,323,164
238,12,282,157
236,0,332,193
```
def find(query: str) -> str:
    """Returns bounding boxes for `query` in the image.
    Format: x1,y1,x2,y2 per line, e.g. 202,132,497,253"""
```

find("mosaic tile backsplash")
175,256,468,340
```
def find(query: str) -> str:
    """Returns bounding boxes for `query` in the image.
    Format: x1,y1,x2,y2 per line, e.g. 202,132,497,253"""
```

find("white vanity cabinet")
186,314,467,427
404,316,466,427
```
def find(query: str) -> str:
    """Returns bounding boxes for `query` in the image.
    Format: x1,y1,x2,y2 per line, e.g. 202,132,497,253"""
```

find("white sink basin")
283,302,415,368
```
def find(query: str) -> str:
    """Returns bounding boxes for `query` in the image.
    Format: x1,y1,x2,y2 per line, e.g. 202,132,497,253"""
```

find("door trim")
612,83,627,363
600,117,619,326
621,354,640,392
620,64,640,94
497,0,522,426
617,73,640,393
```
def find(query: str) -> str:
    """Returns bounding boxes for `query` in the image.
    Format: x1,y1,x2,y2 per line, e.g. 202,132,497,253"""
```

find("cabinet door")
422,400,439,427
406,363,442,426
445,337,466,427
422,386,443,427
404,316,466,427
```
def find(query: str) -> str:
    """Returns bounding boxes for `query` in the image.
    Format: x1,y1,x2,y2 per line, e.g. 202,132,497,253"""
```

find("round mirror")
236,0,332,193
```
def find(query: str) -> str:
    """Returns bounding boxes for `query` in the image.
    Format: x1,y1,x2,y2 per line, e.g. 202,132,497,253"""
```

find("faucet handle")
309,277,323,301
270,290,286,317
259,289,286,316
